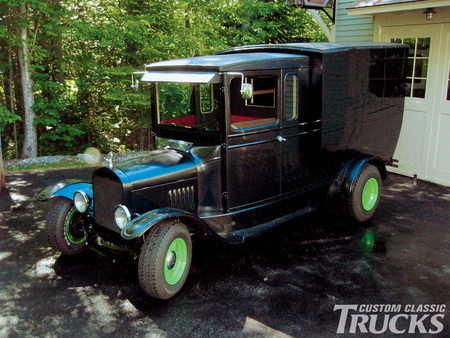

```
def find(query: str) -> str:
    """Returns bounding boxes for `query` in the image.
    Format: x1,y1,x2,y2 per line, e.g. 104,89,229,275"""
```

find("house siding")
334,0,374,42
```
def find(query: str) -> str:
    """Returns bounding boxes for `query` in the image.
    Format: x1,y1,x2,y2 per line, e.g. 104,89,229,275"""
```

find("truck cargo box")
218,42,409,163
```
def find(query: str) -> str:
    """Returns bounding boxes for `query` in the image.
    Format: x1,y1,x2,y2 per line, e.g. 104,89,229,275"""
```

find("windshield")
157,82,220,132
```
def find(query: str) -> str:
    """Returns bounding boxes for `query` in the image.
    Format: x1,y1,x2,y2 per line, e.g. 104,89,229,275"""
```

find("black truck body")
39,42,408,299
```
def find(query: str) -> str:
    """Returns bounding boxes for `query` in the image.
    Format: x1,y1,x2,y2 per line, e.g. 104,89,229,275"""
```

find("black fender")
328,155,386,200
38,179,93,202
121,207,212,240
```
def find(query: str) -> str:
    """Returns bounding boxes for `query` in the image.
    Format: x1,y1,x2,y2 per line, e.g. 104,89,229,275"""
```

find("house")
326,0,450,187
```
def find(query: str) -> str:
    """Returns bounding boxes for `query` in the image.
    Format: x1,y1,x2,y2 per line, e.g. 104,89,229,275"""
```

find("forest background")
0,0,328,160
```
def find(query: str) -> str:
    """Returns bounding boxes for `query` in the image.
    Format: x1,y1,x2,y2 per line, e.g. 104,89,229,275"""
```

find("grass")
5,161,89,171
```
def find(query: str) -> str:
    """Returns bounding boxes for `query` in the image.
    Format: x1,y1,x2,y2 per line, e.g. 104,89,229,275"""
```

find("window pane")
231,76,277,130
394,36,431,99
246,77,276,108
412,79,426,98
157,82,219,131
414,59,428,78
200,84,213,113
285,74,297,120
405,79,413,97
404,38,416,57
158,83,192,122
406,59,414,78
417,38,431,57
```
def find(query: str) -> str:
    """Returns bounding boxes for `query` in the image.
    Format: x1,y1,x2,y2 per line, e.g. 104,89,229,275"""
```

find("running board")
226,206,316,243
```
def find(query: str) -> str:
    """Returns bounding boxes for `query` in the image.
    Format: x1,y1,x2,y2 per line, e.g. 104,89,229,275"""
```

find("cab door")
280,68,318,194
225,72,281,210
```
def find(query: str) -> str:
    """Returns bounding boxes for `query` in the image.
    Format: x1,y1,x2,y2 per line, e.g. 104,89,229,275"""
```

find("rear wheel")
45,197,88,255
138,221,192,299
344,164,381,222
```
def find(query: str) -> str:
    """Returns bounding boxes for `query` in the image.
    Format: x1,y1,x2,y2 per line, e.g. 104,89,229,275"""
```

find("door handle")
276,136,286,142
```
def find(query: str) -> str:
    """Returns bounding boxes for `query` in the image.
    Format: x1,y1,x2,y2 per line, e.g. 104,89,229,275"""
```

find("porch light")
423,8,436,21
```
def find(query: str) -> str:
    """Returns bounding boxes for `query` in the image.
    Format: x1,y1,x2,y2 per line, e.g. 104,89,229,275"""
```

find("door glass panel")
246,77,276,108
417,38,431,57
404,38,417,57
414,59,428,78
391,37,431,98
413,79,427,98
285,73,298,121
230,76,277,130
200,83,214,113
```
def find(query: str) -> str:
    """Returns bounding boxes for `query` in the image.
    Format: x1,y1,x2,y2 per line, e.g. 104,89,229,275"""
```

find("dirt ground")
1,167,450,337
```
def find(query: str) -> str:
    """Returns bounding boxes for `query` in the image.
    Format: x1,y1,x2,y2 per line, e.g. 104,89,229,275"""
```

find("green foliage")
0,0,328,157
158,83,191,120
215,0,327,46
0,104,21,131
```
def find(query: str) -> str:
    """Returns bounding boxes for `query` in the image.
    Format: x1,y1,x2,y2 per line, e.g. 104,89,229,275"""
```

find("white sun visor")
140,71,221,84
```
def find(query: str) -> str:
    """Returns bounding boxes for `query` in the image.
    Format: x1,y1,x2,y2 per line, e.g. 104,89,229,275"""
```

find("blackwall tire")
345,164,382,222
45,197,88,255
138,221,192,300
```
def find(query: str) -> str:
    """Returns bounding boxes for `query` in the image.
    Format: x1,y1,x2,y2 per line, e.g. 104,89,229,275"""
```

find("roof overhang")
141,72,221,83
348,0,450,17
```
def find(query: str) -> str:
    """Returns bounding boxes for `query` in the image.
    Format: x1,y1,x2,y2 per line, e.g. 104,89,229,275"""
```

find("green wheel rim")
65,208,86,244
362,177,379,211
164,238,188,286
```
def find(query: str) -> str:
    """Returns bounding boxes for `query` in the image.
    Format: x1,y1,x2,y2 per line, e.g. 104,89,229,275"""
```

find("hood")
115,149,197,191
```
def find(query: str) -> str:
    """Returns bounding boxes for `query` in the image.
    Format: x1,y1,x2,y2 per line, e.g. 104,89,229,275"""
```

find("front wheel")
45,197,88,255
138,221,192,299
344,164,382,222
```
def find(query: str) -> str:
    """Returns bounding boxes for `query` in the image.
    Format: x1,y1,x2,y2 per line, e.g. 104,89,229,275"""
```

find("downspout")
308,9,333,41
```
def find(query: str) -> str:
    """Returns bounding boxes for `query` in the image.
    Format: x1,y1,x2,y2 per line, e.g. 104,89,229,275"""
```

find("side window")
200,83,215,114
245,77,276,108
230,75,277,130
285,73,298,121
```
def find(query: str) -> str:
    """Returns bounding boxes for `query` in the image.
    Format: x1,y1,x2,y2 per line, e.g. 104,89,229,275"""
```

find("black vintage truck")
39,42,408,299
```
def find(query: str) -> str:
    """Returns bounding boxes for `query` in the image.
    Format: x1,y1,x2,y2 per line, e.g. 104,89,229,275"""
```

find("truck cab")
39,42,408,299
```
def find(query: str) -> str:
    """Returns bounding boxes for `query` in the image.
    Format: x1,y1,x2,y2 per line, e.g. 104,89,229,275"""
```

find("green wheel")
45,197,88,255
362,177,379,211
138,221,192,299
164,237,189,286
345,164,381,222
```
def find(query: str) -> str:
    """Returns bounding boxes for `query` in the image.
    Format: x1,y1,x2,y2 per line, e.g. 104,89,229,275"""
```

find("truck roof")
145,52,309,73
142,42,409,83
217,42,409,55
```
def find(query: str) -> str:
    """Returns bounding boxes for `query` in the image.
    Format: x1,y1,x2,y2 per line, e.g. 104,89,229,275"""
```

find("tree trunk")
18,2,37,158
8,41,19,159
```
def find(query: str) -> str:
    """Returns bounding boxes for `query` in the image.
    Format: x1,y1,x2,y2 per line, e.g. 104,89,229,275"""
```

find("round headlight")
74,191,90,213
115,205,131,229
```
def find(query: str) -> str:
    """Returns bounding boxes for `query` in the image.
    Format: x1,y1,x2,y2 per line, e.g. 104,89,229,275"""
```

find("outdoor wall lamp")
423,8,436,21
